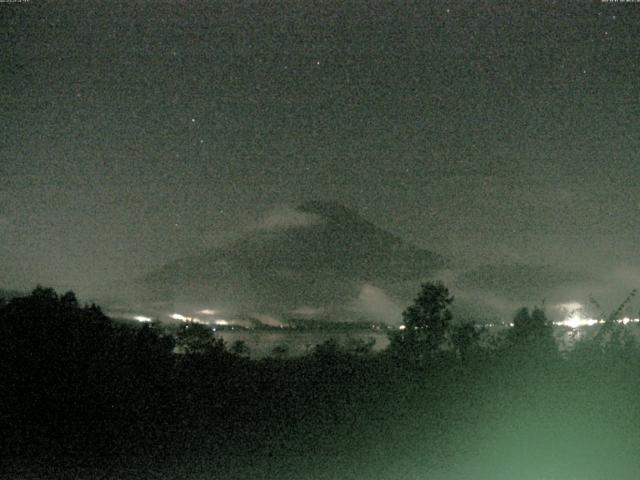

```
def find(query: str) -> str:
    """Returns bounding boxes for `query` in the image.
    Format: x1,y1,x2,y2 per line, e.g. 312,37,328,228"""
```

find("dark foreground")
3,288,640,479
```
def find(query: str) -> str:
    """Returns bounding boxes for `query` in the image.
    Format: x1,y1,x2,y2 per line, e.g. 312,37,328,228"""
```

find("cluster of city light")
555,316,640,329
169,313,209,325
133,301,640,333
166,308,238,327
554,313,601,329
396,311,640,332
124,307,239,329
553,301,640,330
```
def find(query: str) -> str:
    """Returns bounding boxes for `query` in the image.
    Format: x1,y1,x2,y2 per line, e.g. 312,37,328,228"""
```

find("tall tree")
451,321,483,362
390,281,454,362
508,306,556,354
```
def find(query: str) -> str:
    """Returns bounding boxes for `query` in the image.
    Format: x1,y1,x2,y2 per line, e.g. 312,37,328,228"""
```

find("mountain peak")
132,201,447,319
296,201,367,225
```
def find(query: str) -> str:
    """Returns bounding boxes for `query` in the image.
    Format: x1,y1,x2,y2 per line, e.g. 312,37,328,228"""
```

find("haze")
2,1,639,312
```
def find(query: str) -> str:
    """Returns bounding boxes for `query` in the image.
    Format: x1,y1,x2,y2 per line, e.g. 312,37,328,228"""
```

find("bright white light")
191,317,204,324
618,317,640,325
399,325,406,331
214,319,229,326
133,315,152,323
553,302,602,329
552,309,640,329
556,313,599,329
170,313,211,324
198,309,216,315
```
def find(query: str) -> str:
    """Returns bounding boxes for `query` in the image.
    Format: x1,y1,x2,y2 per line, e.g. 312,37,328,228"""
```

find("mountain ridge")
131,201,447,321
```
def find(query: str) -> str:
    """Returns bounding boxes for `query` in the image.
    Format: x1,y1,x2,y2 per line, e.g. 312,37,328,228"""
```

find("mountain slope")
135,201,446,320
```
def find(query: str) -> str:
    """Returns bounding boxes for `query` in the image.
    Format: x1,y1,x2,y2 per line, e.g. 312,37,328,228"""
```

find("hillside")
134,201,446,321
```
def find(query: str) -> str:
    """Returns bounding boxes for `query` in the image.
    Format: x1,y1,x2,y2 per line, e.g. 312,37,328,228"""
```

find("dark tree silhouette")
6,283,640,479
59,290,79,309
451,321,483,362
389,281,454,362
591,290,638,355
313,337,342,358
507,306,557,355
175,322,225,355
230,339,250,357
0,286,182,462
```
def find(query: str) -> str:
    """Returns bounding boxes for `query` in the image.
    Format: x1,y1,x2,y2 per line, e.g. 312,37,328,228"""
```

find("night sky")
2,1,640,295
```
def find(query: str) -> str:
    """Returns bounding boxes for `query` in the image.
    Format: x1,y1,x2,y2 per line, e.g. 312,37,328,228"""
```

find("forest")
2,284,640,479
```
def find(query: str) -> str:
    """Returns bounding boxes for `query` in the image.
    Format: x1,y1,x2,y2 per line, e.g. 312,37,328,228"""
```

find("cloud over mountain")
125,201,446,323
102,202,606,326
257,205,322,231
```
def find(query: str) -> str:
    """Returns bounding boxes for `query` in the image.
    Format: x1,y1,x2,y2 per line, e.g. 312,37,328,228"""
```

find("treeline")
2,284,640,479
